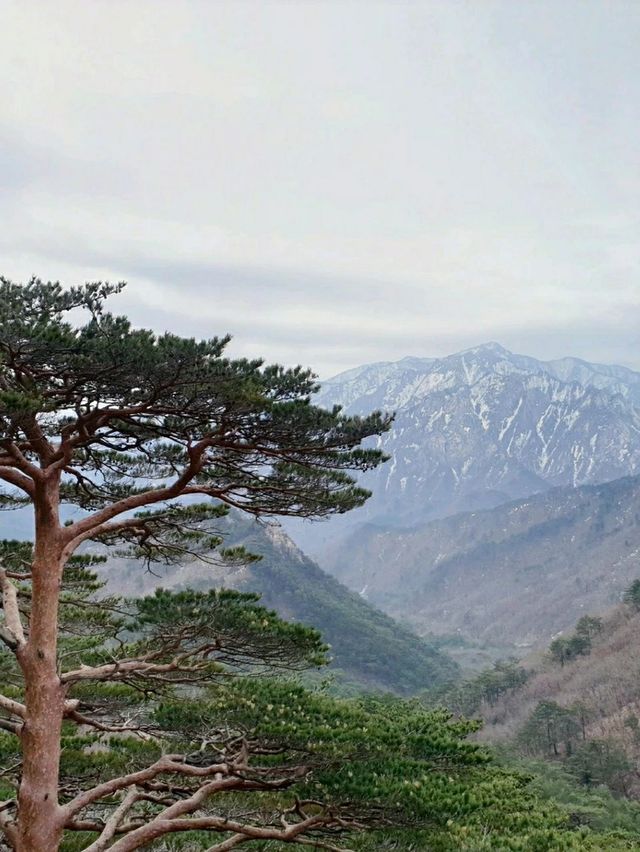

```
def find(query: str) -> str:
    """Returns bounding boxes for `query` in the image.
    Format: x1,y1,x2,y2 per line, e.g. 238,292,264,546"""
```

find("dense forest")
103,510,458,695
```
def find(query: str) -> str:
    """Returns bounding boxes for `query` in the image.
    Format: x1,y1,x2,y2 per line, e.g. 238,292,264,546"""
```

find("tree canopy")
0,555,619,852
0,278,392,550
0,279,628,851
0,278,391,851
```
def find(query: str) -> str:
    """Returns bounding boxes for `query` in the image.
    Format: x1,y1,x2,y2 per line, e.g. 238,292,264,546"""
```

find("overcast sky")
1,1,639,376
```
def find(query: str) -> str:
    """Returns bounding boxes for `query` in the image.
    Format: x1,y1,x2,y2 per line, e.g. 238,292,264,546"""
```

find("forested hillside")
100,512,458,695
433,589,640,804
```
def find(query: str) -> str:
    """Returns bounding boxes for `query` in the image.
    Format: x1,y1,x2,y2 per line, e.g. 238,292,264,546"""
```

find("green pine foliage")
522,757,640,836
0,550,623,850
0,280,635,849
516,701,583,758
424,658,530,717
0,278,393,540
0,278,394,850
624,579,640,611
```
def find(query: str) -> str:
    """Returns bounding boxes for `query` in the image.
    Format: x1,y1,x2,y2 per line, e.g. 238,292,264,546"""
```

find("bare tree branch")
0,694,25,720
62,438,215,545
82,787,141,852
108,810,349,852
0,468,34,498
1,441,42,483
0,568,26,651
0,804,18,850
204,834,251,852
61,756,231,821
0,625,19,652
60,657,199,685
65,709,155,741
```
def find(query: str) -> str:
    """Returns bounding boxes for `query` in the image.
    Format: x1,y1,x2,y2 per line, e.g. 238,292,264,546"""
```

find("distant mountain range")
323,474,640,651
8,342,640,685
290,343,640,557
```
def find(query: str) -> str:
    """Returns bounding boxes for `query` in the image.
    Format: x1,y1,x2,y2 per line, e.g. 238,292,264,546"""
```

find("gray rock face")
312,343,640,535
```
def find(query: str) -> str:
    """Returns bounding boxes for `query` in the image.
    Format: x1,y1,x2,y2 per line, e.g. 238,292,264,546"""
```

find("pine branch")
108,810,348,852
61,755,234,821
0,568,26,651
60,656,207,685
82,787,141,852
0,441,42,483
0,799,17,850
0,694,25,720
0,468,34,498
63,438,216,545
65,708,156,741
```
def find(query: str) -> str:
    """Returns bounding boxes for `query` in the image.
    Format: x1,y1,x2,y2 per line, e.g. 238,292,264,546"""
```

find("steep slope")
101,512,458,695
323,474,640,649
452,599,640,803
294,344,640,558
423,600,640,829
544,356,640,407
477,602,640,755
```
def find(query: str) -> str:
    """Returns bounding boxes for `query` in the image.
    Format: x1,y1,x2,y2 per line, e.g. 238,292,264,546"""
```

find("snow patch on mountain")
303,344,640,545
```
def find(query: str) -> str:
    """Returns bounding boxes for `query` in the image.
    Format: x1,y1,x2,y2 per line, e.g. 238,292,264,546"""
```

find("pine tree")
0,280,627,851
623,579,640,611
0,278,391,851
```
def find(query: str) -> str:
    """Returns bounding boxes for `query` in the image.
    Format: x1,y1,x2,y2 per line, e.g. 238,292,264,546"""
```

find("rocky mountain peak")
293,345,640,559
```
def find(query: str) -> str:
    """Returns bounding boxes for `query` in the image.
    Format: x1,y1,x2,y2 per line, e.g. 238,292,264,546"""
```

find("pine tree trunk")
16,648,65,851
15,485,65,852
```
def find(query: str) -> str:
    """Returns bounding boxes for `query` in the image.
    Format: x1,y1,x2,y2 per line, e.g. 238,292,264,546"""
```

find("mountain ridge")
321,472,640,650
97,512,458,695
322,344,640,405
290,344,640,560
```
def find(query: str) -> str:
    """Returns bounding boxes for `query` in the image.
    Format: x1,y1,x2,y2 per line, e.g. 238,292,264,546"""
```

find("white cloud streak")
0,0,639,376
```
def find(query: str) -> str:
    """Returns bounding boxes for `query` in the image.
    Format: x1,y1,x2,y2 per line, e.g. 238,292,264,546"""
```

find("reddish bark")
15,480,66,852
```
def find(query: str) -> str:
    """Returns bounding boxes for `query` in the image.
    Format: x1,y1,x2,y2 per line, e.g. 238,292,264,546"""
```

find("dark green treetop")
0,278,393,851
0,277,391,560
623,579,640,611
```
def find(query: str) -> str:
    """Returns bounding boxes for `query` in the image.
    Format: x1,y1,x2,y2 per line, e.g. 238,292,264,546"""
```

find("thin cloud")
0,1,639,376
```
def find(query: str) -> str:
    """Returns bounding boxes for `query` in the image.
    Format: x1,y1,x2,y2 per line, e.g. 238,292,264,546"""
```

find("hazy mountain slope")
100,512,458,695
294,345,640,557
462,600,640,802
323,474,640,649
544,356,640,406
478,603,640,751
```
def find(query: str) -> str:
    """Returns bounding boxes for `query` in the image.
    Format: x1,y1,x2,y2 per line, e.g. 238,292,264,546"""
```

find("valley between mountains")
106,342,640,676
284,343,640,656
323,474,640,650
7,329,640,846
